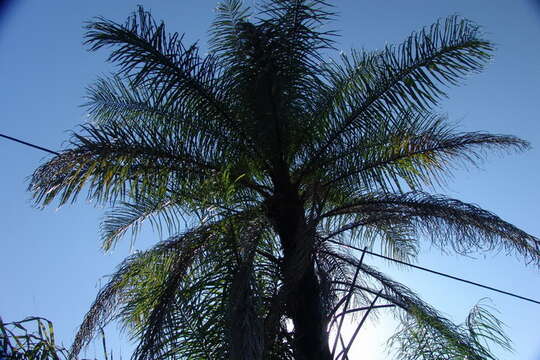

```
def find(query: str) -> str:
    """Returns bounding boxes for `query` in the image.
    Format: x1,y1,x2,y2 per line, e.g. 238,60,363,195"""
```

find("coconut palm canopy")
29,1,539,359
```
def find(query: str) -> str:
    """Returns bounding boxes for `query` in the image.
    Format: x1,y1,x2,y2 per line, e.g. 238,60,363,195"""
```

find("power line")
328,239,540,305
2,131,540,306
0,133,59,155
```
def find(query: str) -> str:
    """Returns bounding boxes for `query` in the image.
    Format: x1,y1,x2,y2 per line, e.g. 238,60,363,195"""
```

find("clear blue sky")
1,1,539,359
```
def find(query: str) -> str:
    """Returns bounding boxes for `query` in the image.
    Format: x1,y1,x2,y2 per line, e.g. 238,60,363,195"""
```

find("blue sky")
1,1,539,359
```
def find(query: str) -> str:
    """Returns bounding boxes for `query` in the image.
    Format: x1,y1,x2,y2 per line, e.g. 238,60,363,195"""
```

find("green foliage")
1,317,68,360
388,299,513,360
28,1,539,359
0,317,110,360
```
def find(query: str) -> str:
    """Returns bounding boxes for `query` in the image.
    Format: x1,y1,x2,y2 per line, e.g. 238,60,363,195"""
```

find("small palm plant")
30,1,539,359
0,317,110,360
1,317,68,360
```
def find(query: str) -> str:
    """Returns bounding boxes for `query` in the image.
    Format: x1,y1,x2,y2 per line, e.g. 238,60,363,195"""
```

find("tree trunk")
265,180,332,360
286,263,332,360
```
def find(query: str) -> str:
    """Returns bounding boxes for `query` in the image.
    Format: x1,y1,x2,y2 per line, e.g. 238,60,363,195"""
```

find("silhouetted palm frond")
322,191,540,265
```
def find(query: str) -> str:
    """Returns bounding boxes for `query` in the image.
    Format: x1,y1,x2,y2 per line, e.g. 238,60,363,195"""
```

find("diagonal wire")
328,239,540,306
1,133,59,155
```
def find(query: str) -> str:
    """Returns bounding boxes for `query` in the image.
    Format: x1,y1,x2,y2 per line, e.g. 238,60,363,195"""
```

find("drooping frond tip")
70,232,201,359
326,253,512,360
322,191,540,266
388,298,512,360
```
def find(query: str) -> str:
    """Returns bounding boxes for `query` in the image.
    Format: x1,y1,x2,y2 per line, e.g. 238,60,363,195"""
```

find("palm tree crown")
30,1,539,359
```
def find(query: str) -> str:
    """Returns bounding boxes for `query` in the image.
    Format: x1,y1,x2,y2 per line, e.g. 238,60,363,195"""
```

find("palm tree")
29,1,539,359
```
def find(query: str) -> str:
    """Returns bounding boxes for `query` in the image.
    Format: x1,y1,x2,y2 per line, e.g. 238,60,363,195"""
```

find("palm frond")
130,238,210,360
100,195,186,252
72,210,271,360
322,192,540,265
209,0,252,62
69,228,211,359
387,299,512,360
85,76,240,157
131,219,271,360
326,251,508,360
465,299,513,354
256,0,336,75
29,122,218,207
303,15,494,174
85,75,181,128
85,6,232,128
319,213,418,263
311,111,529,192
